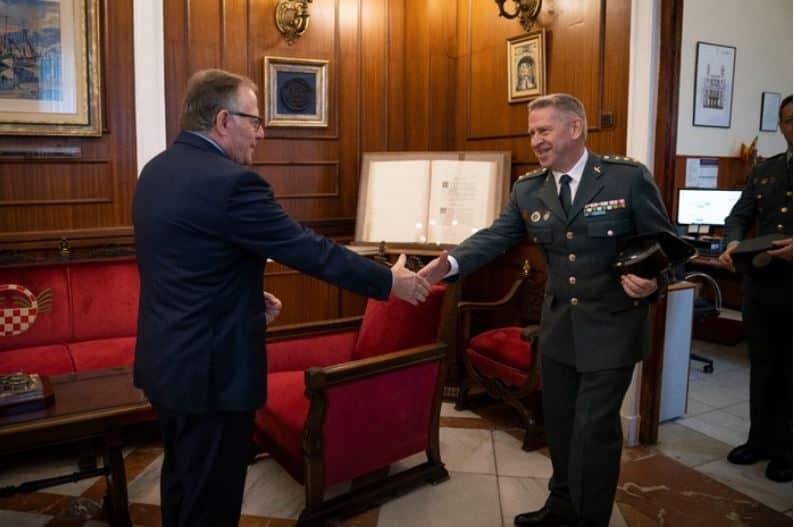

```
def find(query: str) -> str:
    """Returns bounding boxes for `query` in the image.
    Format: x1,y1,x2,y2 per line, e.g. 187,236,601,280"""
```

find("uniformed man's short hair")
528,93,588,140
180,69,258,132
779,94,792,122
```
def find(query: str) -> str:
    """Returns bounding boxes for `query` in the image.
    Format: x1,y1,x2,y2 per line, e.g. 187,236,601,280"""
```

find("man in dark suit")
420,94,677,527
718,94,792,483
133,69,430,527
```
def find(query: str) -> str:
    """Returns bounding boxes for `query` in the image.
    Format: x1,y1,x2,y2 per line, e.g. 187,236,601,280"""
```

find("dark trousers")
742,294,793,463
541,355,634,527
153,405,255,527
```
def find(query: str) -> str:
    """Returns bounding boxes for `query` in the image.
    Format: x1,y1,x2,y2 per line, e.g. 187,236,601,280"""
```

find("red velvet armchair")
253,285,449,526
456,261,546,451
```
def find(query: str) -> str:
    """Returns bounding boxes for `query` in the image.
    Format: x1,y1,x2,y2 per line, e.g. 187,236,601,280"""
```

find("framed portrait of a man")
507,30,546,103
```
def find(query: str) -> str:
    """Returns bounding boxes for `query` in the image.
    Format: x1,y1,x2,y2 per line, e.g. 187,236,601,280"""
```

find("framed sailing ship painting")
0,0,102,136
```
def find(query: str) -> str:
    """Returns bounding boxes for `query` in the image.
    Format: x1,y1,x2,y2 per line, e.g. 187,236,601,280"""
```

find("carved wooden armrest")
456,277,525,314
521,324,540,342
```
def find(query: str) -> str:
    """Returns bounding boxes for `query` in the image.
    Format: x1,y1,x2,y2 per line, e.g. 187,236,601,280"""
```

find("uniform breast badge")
530,211,541,222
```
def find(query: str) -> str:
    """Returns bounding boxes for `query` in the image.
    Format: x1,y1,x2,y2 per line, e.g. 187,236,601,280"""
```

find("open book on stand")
353,151,511,248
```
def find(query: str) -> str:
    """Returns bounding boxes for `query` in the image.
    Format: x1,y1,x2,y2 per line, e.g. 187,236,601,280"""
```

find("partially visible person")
419,93,677,527
718,94,792,483
133,68,430,527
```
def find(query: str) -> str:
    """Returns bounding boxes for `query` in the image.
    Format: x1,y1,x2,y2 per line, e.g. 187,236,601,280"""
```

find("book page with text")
361,160,431,243
427,160,497,244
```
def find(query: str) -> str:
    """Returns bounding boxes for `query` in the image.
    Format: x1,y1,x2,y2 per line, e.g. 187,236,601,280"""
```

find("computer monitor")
676,188,742,226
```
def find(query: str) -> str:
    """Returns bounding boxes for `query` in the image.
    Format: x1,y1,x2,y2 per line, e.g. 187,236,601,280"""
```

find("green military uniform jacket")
724,152,793,306
450,152,676,372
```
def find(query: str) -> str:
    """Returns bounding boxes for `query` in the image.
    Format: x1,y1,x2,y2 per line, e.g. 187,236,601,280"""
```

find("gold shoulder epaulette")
602,154,640,166
516,167,546,182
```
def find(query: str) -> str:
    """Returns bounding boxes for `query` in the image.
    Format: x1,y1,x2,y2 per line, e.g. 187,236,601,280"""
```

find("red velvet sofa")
256,285,450,526
0,257,140,376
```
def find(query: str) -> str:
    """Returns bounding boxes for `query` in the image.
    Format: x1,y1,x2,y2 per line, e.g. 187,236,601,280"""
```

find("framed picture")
692,41,736,128
760,91,781,132
263,56,328,128
0,0,102,136
506,30,546,104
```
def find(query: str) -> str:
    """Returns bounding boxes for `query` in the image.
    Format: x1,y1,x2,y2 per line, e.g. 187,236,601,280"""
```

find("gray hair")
528,93,588,140
179,69,258,132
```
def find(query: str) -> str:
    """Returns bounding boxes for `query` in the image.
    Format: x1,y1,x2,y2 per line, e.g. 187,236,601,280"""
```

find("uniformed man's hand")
391,253,431,305
768,238,792,261
620,273,658,299
418,250,451,285
718,241,740,270
264,291,282,324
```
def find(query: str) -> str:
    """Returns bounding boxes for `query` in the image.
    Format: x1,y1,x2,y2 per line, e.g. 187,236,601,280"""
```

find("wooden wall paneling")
163,0,189,140
187,0,223,72
426,1,457,151
222,0,250,74
387,0,406,150
403,1,431,150
0,0,138,254
361,0,389,154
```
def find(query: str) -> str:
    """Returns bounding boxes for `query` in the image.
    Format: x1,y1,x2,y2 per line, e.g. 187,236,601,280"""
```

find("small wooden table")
0,367,151,527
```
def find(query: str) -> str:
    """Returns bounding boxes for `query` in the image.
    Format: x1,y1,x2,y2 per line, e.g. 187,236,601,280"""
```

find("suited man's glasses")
228,110,264,131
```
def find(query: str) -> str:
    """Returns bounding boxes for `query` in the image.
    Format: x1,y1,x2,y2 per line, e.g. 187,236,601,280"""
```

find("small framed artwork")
263,56,328,128
692,41,736,128
759,91,781,132
0,0,102,136
506,30,546,104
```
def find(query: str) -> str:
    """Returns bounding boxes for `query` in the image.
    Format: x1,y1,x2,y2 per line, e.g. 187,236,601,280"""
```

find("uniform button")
570,298,579,305
778,224,785,231
569,253,576,262
782,207,789,213
633,300,640,307
569,276,576,285
607,229,614,237
566,231,574,240
787,191,793,197
756,194,763,199
533,236,538,243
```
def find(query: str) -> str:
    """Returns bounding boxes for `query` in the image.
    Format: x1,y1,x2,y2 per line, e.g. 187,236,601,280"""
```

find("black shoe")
514,505,572,526
765,459,793,483
727,444,768,465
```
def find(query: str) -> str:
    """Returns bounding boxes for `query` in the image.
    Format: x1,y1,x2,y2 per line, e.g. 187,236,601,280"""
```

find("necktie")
559,174,572,216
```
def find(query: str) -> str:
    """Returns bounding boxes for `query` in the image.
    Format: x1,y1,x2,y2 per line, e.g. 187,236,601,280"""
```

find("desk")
0,368,151,527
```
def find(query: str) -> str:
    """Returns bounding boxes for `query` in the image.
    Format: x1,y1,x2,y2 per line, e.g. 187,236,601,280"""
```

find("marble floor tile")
438,427,496,475
126,454,163,506
683,397,715,417
654,422,730,467
240,457,305,519
441,401,481,419
378,472,501,527
0,510,51,527
678,413,748,447
617,454,790,526
692,409,750,436
721,401,750,421
497,477,549,527
493,430,553,478
695,458,793,513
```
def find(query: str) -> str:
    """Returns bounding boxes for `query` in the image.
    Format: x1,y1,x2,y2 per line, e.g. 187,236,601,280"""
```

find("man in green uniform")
718,94,792,483
420,93,677,527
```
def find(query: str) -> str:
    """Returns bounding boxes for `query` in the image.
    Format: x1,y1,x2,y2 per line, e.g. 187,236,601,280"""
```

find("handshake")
390,251,451,305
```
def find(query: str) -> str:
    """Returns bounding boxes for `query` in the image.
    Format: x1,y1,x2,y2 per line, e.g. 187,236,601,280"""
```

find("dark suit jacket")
450,152,676,371
724,152,793,307
132,132,392,413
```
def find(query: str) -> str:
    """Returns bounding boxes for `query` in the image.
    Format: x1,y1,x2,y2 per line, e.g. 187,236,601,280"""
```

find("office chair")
684,271,723,373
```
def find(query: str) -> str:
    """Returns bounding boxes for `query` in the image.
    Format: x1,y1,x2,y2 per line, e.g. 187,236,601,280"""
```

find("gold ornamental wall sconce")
275,0,313,45
495,0,543,33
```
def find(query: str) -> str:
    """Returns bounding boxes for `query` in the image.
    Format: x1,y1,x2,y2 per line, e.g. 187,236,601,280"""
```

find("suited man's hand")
768,238,792,261
391,254,431,305
620,274,658,299
264,291,282,324
418,250,450,285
